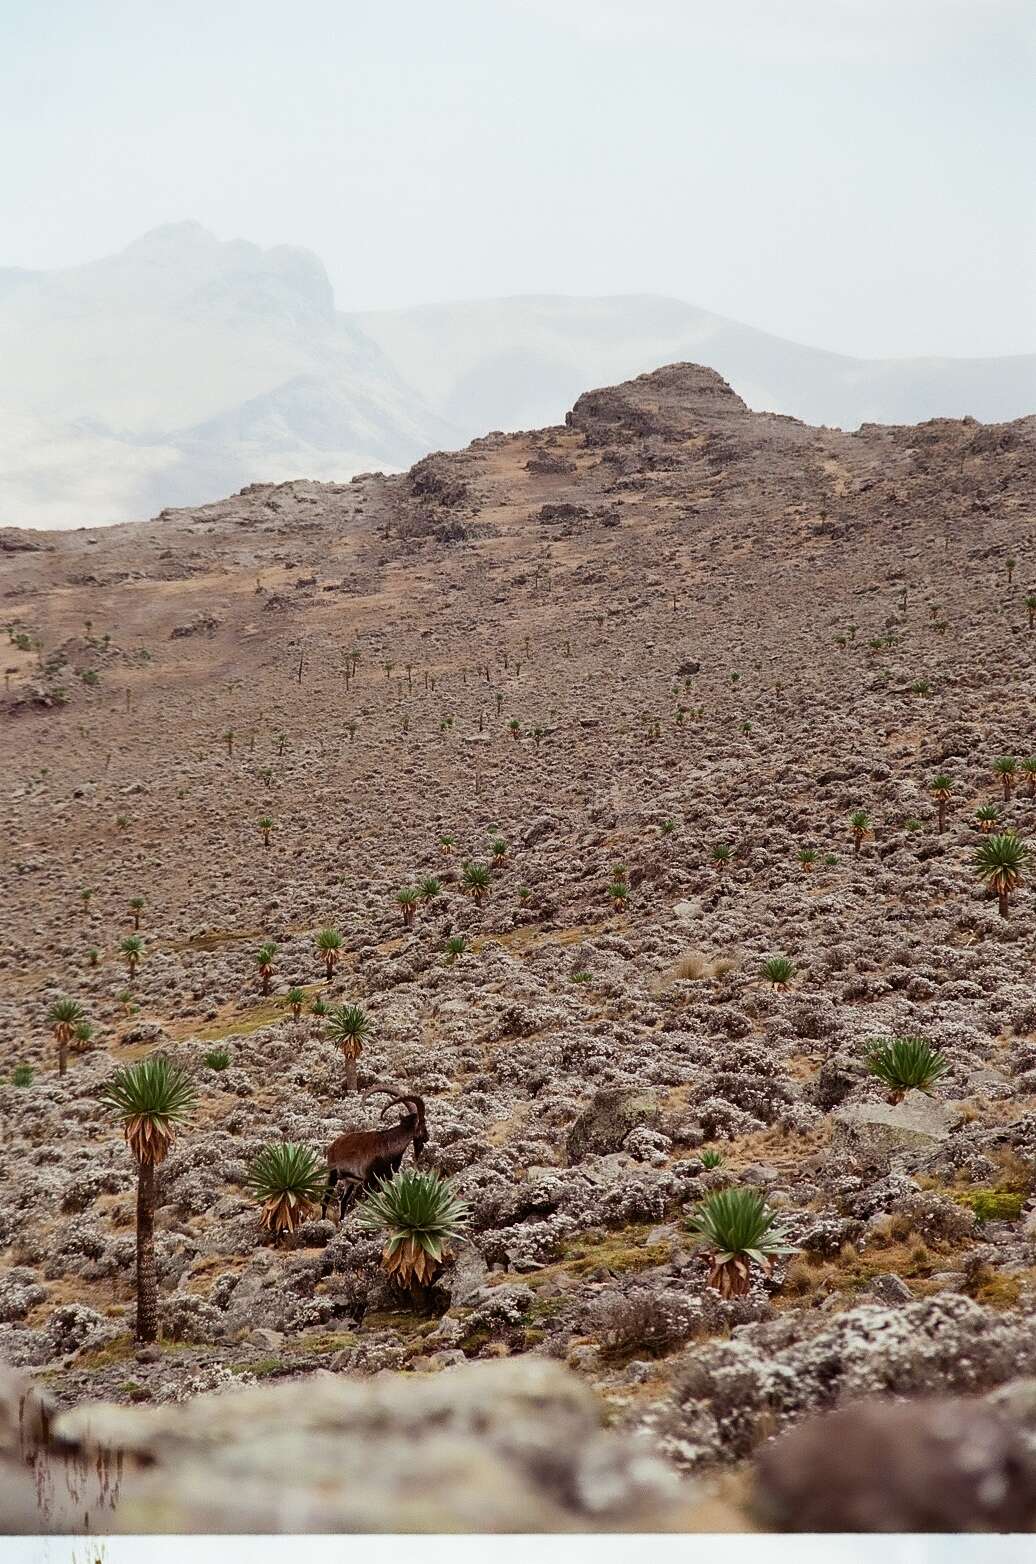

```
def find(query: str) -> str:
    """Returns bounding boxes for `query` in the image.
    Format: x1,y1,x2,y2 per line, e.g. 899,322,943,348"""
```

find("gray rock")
247,1327,285,1351
832,1090,960,1170
51,1357,695,1532
567,1087,658,1164
862,1273,913,1305
448,1247,490,1306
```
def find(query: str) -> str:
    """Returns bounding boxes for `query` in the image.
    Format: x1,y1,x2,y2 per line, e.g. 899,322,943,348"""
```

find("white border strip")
6,1537,1036,1564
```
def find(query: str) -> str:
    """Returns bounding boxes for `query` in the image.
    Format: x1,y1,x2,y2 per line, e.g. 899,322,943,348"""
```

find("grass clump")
760,955,795,991
204,1047,231,1071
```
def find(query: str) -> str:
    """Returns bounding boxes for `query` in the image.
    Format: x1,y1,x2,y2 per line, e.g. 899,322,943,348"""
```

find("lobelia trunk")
58,1041,67,1077
136,1160,159,1343
998,891,1009,919
344,1054,358,1092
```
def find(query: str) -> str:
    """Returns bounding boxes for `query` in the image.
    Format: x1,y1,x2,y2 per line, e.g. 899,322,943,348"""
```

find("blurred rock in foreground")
2,1357,703,1533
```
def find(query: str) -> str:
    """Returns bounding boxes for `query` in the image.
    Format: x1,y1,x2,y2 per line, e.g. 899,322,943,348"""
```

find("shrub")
687,1187,798,1297
247,1142,327,1241
11,1064,33,1088
866,1036,948,1097
761,956,795,991
596,1290,694,1363
204,1048,230,1071
357,1168,470,1289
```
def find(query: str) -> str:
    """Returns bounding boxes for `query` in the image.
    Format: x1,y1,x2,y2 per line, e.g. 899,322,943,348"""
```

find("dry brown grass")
653,950,738,990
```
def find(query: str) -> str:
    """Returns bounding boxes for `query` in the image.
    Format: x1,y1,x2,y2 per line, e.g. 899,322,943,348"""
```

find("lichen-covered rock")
656,1295,1036,1470
50,1358,696,1531
566,1088,658,1163
831,1091,960,1171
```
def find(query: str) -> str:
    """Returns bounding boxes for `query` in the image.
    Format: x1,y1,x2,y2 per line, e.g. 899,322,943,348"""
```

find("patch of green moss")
191,1000,288,1041
238,1356,286,1378
361,1309,438,1336
64,1335,195,1372
503,1224,674,1292
176,930,265,952
951,1188,1026,1221
561,1237,671,1278
69,1334,138,1370
457,1326,493,1356
526,1295,567,1320
289,1331,357,1355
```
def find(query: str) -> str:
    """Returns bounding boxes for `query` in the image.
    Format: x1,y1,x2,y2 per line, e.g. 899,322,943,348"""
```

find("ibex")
321,1086,428,1220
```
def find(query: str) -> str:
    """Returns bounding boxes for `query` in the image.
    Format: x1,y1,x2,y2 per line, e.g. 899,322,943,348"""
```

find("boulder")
51,1357,696,1532
831,1090,960,1170
566,1088,658,1164
753,1397,1036,1531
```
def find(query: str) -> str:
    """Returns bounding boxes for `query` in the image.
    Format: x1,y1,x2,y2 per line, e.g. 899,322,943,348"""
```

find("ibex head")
363,1086,428,1156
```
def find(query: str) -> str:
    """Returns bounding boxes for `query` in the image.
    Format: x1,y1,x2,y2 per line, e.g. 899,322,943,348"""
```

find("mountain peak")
567,361,748,444
122,221,219,256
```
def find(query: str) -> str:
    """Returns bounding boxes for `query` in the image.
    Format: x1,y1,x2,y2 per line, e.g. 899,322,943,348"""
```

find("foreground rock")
754,1397,1036,1532
19,1359,698,1533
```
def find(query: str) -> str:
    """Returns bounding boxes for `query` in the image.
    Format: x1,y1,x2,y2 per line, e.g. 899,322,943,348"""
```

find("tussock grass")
653,950,738,990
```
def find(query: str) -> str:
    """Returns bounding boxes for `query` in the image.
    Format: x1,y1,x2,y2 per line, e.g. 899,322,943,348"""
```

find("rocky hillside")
4,362,1036,1532
4,222,1034,529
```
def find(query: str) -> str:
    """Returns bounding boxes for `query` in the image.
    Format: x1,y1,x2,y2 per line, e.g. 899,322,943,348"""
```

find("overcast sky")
2,0,1033,358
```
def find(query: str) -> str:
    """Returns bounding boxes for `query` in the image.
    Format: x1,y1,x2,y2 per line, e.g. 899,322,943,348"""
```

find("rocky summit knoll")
3,362,1036,1533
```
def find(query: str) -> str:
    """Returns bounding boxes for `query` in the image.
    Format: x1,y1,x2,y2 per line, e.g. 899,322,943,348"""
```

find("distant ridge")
1,224,1032,529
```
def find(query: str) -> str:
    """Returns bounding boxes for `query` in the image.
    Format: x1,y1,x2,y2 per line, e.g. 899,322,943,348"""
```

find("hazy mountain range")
2,221,1033,529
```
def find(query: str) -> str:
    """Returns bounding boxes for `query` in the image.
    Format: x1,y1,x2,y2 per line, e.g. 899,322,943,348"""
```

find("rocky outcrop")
832,1090,961,1171
657,1295,1036,1471
40,1358,696,1533
567,363,748,446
